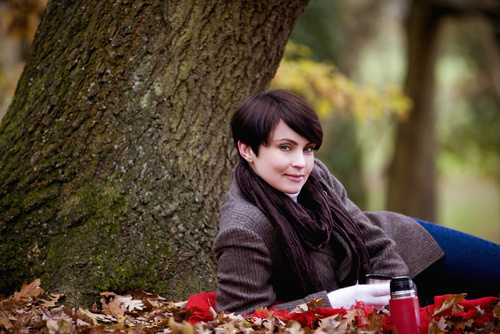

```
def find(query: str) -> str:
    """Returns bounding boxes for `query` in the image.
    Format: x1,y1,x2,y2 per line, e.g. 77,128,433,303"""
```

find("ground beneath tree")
1,279,499,333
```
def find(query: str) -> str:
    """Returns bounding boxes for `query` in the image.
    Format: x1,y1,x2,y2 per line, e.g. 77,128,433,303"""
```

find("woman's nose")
291,152,305,168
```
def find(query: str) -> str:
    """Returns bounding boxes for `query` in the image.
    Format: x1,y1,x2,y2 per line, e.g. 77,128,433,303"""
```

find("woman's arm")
214,223,276,314
214,221,332,314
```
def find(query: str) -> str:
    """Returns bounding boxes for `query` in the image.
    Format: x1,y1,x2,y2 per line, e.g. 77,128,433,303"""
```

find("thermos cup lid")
390,276,414,292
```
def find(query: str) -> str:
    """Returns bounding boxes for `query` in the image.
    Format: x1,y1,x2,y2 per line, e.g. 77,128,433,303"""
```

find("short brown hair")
231,90,323,156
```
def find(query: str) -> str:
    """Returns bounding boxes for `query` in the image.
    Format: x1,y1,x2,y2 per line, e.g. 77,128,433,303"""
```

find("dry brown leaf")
343,308,358,326
84,309,117,323
115,295,144,312
168,317,196,334
287,320,305,334
41,305,74,325
46,318,71,333
451,303,464,315
209,305,217,320
291,303,308,314
432,293,467,317
39,293,64,308
2,280,499,334
436,316,447,331
316,314,343,334
0,310,13,331
261,314,277,333
13,278,45,301
493,300,500,318
447,317,473,331
428,317,447,334
100,291,117,297
306,298,325,311
107,300,125,319
363,310,384,333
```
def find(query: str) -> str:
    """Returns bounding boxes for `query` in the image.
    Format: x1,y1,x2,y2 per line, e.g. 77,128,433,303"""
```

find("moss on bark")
0,0,310,306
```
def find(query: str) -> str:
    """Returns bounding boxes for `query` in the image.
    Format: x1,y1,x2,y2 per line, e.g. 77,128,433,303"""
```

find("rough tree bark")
0,0,309,306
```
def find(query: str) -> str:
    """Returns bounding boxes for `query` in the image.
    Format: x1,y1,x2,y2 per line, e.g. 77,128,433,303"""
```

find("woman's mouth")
286,174,304,182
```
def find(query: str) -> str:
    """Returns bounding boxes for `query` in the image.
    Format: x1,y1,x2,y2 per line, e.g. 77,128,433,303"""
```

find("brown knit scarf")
235,161,372,295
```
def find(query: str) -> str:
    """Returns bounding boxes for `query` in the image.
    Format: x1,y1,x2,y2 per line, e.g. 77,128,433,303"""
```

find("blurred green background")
1,0,499,242
270,0,500,243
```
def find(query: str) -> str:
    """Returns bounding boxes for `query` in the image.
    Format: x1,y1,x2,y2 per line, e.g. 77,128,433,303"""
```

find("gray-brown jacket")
213,159,443,314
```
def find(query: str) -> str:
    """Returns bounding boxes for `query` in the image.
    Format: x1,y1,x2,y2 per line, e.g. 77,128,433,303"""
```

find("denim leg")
412,218,500,305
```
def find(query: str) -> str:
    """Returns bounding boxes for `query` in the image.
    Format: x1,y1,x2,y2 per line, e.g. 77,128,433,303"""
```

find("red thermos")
389,276,421,334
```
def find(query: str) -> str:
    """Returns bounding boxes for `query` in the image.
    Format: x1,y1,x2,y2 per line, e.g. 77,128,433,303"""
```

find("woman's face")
239,120,316,194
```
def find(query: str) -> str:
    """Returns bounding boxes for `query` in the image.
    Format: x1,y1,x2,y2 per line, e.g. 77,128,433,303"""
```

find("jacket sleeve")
313,159,410,278
214,201,332,315
363,211,444,278
213,221,276,314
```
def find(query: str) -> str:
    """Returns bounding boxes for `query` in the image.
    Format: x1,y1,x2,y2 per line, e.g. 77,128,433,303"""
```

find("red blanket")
186,292,499,333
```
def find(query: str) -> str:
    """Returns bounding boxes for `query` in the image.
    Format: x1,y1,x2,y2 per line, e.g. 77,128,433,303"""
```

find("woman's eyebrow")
274,138,315,146
274,138,298,144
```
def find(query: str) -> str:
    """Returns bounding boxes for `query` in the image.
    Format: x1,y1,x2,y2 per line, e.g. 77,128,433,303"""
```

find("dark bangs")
272,90,323,151
231,90,323,155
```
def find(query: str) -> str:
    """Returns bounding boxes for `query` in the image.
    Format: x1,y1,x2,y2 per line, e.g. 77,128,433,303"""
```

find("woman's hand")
327,283,390,311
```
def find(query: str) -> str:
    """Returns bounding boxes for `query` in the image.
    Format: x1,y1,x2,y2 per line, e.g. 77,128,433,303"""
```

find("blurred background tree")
272,0,500,242
271,41,411,209
0,0,46,120
1,0,499,244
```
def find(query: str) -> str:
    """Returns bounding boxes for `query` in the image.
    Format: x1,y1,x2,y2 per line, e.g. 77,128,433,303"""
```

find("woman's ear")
237,141,255,163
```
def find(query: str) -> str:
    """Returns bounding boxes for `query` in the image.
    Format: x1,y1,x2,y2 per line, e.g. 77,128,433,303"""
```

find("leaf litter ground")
1,279,499,333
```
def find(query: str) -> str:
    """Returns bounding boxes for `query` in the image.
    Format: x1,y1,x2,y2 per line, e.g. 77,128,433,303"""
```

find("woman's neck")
286,192,300,202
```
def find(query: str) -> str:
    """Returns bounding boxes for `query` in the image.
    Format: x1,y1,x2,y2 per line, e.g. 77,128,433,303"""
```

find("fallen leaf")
493,300,500,318
0,310,13,331
316,314,342,334
115,295,144,312
447,317,473,330
13,279,45,301
432,293,467,317
291,303,308,314
2,280,499,334
343,308,358,325
363,311,384,333
40,293,64,308
107,300,125,319
428,317,447,334
437,316,447,331
287,320,305,334
46,319,71,333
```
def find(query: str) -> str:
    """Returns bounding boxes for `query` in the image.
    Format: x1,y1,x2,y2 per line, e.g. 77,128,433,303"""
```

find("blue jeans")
412,219,500,305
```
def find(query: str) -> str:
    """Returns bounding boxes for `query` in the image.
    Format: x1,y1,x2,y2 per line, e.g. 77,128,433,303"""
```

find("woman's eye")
280,145,291,151
304,146,315,153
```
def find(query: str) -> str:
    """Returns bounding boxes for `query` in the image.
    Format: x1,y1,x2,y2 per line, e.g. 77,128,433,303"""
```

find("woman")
213,89,500,314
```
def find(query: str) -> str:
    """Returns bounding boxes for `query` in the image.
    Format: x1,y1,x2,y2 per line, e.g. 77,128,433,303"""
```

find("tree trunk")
0,0,309,306
387,0,442,222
